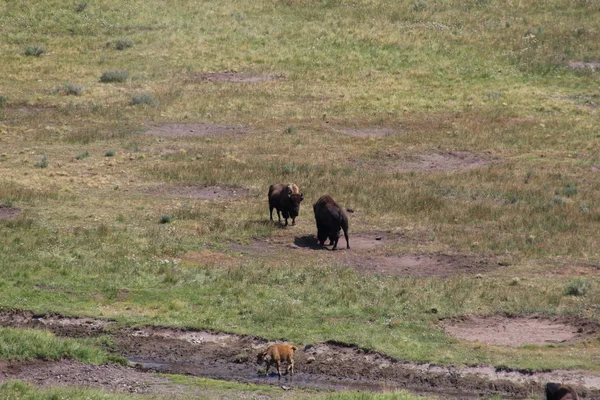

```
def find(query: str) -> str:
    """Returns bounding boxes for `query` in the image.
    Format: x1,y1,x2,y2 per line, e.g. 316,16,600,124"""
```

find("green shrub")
75,2,87,12
160,214,173,224
565,278,590,296
52,83,84,96
130,93,157,106
24,45,45,57
76,151,90,160
114,38,133,50
283,125,297,134
104,150,115,157
99,70,128,83
34,155,49,168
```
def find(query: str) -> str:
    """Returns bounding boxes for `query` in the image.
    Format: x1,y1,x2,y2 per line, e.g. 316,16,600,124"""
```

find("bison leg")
332,236,339,250
276,360,282,379
276,210,282,224
270,207,274,221
343,227,350,249
291,216,296,226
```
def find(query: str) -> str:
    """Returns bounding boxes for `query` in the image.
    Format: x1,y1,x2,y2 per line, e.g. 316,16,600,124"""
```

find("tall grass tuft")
99,70,128,83
23,46,45,57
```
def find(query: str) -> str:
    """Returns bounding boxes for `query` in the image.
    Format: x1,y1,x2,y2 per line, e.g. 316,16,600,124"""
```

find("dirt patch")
143,184,249,200
334,127,396,137
341,253,502,277
0,205,21,219
391,151,488,173
292,233,391,251
144,123,249,138
1,311,600,399
188,71,285,83
441,314,599,347
567,61,600,71
229,239,278,255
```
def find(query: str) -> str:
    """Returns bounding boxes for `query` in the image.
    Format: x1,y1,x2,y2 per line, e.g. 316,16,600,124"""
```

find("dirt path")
1,311,599,399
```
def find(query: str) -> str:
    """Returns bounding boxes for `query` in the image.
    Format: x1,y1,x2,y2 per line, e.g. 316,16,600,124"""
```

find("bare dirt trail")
1,311,599,399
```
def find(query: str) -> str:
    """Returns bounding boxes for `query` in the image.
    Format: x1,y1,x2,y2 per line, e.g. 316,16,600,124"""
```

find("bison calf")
257,343,298,379
313,195,349,250
268,183,304,226
546,383,579,400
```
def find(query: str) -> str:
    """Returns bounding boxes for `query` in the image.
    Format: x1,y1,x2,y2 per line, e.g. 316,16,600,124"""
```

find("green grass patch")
0,381,142,400
0,327,114,364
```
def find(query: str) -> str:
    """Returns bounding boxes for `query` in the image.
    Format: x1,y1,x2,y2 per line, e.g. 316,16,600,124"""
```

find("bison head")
288,192,304,217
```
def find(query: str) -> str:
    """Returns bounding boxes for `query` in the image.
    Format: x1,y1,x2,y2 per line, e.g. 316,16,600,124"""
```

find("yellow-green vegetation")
0,380,434,400
0,0,599,382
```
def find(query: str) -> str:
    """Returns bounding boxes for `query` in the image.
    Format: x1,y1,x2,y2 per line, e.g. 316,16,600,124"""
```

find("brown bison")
546,383,579,400
268,183,304,226
313,195,349,250
257,343,298,379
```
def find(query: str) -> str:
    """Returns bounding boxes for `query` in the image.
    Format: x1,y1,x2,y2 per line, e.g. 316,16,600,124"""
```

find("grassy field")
1,0,600,397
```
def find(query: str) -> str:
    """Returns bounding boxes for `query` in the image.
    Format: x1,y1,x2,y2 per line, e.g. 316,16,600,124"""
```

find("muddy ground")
1,311,599,399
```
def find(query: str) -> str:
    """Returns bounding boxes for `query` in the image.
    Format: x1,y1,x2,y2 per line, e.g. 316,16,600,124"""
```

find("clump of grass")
53,83,84,96
0,95,6,120
160,214,173,224
24,45,45,57
283,125,297,134
550,196,566,206
413,1,427,11
64,83,84,96
99,70,128,83
130,93,157,106
76,151,90,160
565,278,590,296
75,2,87,12
34,155,49,168
562,182,577,197
114,38,133,50
104,150,116,157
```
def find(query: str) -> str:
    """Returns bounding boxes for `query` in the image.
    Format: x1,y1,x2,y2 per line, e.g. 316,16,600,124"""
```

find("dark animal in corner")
313,194,349,250
546,383,579,400
268,183,304,226
257,343,298,379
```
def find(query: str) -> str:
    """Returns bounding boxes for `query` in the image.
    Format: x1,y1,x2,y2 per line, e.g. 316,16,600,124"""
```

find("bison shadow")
294,235,332,250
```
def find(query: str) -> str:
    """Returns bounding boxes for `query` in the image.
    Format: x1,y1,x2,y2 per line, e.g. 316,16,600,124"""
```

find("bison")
313,195,349,250
546,383,579,400
268,183,304,226
257,343,298,379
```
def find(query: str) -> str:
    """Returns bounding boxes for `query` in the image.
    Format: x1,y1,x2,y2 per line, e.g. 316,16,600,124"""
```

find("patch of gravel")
143,184,249,200
187,71,285,83
0,205,21,219
441,314,599,347
144,123,249,138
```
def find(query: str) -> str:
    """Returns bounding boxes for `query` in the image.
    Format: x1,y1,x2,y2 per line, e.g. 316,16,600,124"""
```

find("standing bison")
313,195,349,250
268,183,304,226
